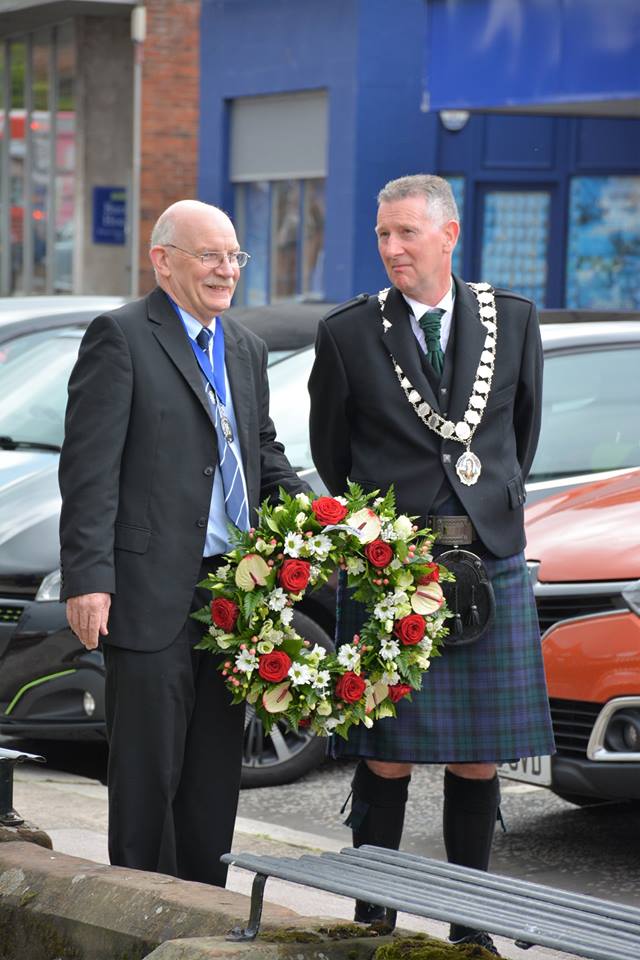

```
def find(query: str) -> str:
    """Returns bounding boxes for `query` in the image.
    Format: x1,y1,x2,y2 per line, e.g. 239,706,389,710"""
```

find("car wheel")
240,610,334,788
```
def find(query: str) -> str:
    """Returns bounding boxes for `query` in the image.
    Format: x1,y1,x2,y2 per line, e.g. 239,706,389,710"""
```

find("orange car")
500,469,640,804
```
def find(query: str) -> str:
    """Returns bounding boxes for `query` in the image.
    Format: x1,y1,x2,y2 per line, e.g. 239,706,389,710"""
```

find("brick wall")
138,0,201,294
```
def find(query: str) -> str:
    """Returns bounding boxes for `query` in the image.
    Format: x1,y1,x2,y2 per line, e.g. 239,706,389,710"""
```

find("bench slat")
221,846,640,960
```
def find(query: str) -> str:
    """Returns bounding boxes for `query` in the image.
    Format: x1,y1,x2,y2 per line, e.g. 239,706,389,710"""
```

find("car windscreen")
529,344,640,481
267,347,314,472
0,327,82,449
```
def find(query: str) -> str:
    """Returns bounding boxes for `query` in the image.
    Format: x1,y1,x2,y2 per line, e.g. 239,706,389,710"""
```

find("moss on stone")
374,934,499,960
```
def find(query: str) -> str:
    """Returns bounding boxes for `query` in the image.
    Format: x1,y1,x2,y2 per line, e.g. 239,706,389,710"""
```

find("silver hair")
377,174,459,225
149,212,177,248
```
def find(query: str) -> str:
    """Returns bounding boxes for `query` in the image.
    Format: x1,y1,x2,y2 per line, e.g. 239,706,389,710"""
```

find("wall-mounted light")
439,110,470,132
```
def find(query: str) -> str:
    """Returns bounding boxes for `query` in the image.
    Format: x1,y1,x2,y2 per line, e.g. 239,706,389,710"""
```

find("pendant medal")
456,449,482,486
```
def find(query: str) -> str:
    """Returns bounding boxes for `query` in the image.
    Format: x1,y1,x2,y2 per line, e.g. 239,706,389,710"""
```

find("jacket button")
203,466,214,476
197,517,207,528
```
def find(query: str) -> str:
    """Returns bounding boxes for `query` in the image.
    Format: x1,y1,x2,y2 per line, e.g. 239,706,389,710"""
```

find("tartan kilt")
332,551,556,764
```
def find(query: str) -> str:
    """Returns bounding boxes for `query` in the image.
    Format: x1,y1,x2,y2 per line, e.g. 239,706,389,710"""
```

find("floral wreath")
194,484,453,739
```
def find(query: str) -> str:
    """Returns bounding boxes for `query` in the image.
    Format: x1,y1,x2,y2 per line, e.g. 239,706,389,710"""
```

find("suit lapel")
148,287,216,428
220,322,252,473
448,277,487,426
379,286,441,413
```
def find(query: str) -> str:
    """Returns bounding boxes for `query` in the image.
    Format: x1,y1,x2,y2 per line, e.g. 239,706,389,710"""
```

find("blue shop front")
198,0,640,309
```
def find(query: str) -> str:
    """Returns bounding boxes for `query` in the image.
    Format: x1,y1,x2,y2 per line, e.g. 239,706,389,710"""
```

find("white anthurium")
411,581,444,615
235,553,270,591
365,679,390,714
262,681,293,713
346,508,382,543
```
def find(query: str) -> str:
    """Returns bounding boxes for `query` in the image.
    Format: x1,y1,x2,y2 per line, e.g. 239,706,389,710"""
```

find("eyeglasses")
164,243,251,269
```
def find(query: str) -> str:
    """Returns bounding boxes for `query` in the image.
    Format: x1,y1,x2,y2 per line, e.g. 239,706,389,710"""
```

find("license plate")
498,755,552,786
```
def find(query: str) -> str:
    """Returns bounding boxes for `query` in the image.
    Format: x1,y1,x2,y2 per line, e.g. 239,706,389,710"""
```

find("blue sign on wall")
93,187,127,245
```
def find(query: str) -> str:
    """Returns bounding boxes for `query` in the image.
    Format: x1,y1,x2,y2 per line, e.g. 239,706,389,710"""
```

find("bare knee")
365,759,413,779
446,762,497,780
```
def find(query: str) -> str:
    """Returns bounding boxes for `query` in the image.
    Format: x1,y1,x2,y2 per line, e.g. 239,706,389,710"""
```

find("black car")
0,296,334,788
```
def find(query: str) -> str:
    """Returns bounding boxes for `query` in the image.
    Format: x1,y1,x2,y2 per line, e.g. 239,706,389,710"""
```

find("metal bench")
0,747,45,827
222,845,640,960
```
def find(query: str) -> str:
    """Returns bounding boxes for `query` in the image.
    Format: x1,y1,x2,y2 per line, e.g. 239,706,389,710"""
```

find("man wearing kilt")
308,174,555,956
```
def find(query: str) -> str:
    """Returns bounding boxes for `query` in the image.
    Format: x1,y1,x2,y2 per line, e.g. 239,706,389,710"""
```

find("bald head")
150,200,233,249
149,200,242,322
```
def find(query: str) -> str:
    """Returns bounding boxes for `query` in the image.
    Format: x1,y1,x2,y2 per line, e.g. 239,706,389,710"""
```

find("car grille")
535,593,625,633
549,698,601,758
0,576,40,601
0,605,23,623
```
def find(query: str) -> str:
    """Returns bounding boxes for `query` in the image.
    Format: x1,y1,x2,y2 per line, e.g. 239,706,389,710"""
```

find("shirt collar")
402,280,454,320
173,303,217,342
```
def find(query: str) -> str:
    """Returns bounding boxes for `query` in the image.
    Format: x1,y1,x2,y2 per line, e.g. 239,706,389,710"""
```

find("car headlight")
35,569,62,602
622,579,640,617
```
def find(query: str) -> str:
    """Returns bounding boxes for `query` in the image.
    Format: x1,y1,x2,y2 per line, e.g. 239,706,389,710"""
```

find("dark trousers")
103,563,245,886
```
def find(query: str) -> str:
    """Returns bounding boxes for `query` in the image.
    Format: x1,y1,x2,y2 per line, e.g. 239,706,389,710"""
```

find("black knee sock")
345,761,411,921
443,768,500,942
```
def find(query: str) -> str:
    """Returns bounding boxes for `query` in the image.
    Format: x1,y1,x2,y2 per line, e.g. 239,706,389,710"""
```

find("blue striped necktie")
195,327,250,532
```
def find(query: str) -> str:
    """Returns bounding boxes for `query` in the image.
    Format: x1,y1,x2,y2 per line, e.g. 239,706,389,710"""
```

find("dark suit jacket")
59,286,307,651
308,276,543,558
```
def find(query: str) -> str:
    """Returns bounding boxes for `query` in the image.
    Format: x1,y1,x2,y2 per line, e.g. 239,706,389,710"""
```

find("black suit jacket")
308,277,543,557
59,286,307,651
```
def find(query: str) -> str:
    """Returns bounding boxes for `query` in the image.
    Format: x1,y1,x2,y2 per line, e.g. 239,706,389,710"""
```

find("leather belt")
426,514,476,545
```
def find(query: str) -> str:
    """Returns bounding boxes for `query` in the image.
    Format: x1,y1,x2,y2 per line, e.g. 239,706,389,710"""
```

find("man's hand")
66,593,111,650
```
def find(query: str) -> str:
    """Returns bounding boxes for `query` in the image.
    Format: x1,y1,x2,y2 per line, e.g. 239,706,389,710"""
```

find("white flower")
373,497,384,507
216,564,231,579
296,492,311,507
393,515,414,540
308,644,327,662
280,607,294,626
308,534,332,558
257,640,274,654
267,588,288,612
379,639,401,661
337,645,360,670
235,650,258,673
419,637,433,655
288,662,314,686
309,564,322,580
334,496,347,505
373,597,395,620
381,521,397,542
313,669,331,690
316,698,333,714
283,532,304,557
381,669,400,685
295,511,307,529
322,715,344,732
254,537,275,555
345,556,366,575
362,714,374,728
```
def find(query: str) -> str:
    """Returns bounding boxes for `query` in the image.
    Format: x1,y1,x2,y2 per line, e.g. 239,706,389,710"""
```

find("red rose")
312,497,348,525
364,539,394,569
418,564,440,584
335,671,366,704
278,558,311,593
393,613,426,646
258,651,292,683
210,597,239,632
388,683,412,703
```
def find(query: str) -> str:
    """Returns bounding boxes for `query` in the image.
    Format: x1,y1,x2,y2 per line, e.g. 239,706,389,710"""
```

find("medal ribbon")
167,296,227,406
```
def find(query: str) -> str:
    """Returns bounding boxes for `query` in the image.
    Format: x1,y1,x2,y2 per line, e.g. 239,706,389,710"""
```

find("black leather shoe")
449,931,500,955
354,900,386,924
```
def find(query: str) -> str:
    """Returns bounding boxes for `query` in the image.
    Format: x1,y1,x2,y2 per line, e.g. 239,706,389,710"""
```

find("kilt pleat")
332,551,556,763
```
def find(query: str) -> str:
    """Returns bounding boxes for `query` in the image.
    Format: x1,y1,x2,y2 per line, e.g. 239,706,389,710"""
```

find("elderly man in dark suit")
308,175,555,955
59,199,308,887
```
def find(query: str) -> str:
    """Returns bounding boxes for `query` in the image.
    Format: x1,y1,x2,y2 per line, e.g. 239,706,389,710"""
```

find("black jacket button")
203,466,214,476
197,517,207,528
